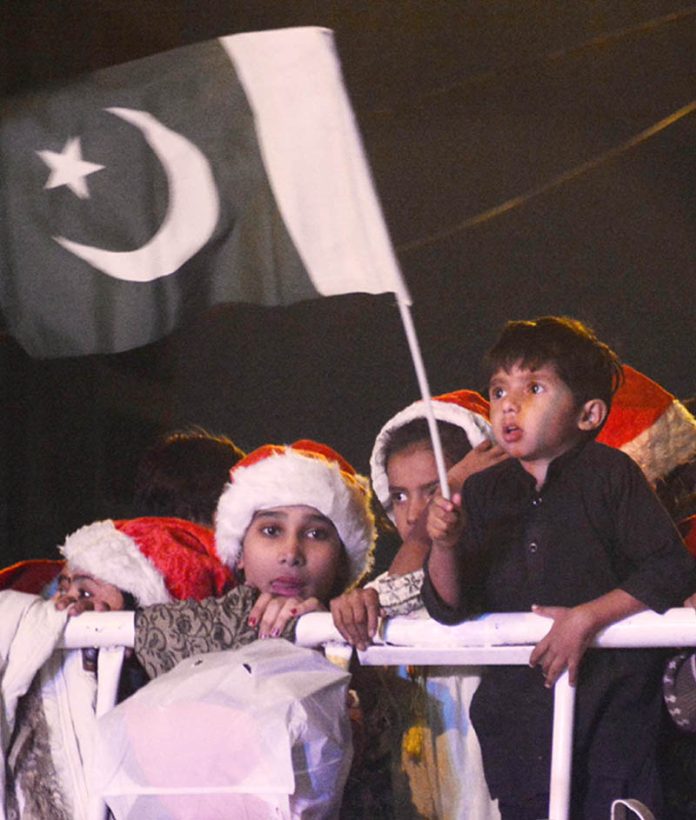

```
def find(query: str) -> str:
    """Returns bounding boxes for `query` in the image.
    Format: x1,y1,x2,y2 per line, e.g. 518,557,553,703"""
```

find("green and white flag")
0,27,410,357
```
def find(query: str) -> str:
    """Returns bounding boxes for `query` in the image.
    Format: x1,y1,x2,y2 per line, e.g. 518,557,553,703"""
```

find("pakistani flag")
0,27,409,357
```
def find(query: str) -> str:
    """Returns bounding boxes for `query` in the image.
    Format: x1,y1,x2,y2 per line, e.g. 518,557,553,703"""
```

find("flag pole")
396,296,451,501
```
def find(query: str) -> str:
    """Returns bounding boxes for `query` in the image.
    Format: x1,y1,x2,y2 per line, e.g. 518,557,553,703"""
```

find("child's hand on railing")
529,604,598,688
330,587,383,651
248,592,326,639
53,592,97,618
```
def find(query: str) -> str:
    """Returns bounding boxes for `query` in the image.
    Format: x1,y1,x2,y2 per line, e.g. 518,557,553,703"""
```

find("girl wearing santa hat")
333,390,506,820
332,390,505,645
132,439,376,680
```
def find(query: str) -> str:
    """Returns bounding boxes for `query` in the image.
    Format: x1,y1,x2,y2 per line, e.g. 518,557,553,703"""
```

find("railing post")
548,670,576,820
88,646,127,820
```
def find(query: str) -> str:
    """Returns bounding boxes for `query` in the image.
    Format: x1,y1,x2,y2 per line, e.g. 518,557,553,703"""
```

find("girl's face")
239,505,344,602
387,442,441,541
56,565,126,611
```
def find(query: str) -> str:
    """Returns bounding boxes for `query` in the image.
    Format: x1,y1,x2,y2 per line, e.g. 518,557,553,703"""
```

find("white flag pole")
396,295,451,501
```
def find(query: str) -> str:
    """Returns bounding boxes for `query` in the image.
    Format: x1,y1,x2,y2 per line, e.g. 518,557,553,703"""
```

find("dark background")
1,1,694,562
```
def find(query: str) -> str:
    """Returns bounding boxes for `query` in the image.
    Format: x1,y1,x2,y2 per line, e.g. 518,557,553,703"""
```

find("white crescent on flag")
53,107,220,283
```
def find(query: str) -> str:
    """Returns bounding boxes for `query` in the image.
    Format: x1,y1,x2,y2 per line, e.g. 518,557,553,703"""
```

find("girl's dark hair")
121,590,138,611
484,316,623,418
383,418,472,469
133,428,246,526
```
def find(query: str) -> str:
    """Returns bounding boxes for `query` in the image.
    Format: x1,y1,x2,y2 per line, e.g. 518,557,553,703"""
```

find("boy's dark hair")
383,418,472,469
485,316,624,420
133,428,246,526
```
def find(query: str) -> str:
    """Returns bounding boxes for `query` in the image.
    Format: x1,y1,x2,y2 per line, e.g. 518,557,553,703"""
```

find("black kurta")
422,440,696,805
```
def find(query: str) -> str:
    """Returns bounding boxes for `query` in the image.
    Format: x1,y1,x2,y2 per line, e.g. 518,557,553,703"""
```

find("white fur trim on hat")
370,394,492,521
597,365,696,485
215,448,374,585
59,520,172,606
621,401,696,485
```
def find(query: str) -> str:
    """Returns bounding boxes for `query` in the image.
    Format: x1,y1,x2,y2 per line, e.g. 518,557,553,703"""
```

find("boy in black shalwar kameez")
423,316,696,819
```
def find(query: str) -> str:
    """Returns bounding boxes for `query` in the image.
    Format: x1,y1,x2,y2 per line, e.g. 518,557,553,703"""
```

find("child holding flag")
424,316,696,818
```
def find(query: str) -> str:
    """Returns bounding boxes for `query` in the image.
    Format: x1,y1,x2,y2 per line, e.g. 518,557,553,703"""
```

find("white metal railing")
60,607,696,820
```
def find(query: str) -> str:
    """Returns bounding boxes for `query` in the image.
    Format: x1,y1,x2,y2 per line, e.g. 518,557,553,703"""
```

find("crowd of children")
1,315,695,819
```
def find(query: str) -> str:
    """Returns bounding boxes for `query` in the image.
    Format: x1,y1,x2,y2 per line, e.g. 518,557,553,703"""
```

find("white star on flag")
37,137,105,199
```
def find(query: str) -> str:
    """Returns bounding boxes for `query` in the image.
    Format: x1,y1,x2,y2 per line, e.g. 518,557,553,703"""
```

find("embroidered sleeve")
134,586,295,679
367,569,424,617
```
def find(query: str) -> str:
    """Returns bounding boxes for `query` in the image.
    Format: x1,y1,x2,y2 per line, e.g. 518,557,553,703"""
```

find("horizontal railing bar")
60,607,696,651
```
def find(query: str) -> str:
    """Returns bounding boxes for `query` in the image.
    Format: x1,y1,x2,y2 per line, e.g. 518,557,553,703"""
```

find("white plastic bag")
91,640,352,819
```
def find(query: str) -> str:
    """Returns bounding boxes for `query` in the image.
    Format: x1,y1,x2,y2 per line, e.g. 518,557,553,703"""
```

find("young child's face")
488,361,583,477
238,505,344,602
387,442,441,541
55,565,126,612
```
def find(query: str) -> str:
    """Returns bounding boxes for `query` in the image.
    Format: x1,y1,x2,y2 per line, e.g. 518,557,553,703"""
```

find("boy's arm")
607,452,696,610
422,490,491,624
422,476,491,623
425,492,466,609
532,450,696,689
389,441,507,577
529,589,646,688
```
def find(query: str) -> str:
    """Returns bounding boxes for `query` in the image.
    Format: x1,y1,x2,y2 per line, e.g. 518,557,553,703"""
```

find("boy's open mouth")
503,424,522,441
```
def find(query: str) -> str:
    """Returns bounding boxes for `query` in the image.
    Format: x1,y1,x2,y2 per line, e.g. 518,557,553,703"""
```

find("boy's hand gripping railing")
62,608,696,820
295,608,696,820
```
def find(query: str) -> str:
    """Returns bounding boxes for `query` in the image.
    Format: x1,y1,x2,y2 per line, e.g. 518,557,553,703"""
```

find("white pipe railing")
60,607,696,820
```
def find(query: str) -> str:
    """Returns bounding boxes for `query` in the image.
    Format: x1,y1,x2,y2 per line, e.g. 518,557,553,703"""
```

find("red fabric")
114,517,234,601
232,444,286,474
597,364,674,450
0,559,64,594
232,440,359,481
435,388,490,421
679,515,696,558
290,439,357,477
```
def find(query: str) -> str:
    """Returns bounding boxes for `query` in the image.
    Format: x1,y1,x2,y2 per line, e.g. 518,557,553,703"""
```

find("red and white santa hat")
214,440,375,585
370,389,493,521
597,365,696,485
60,516,233,605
